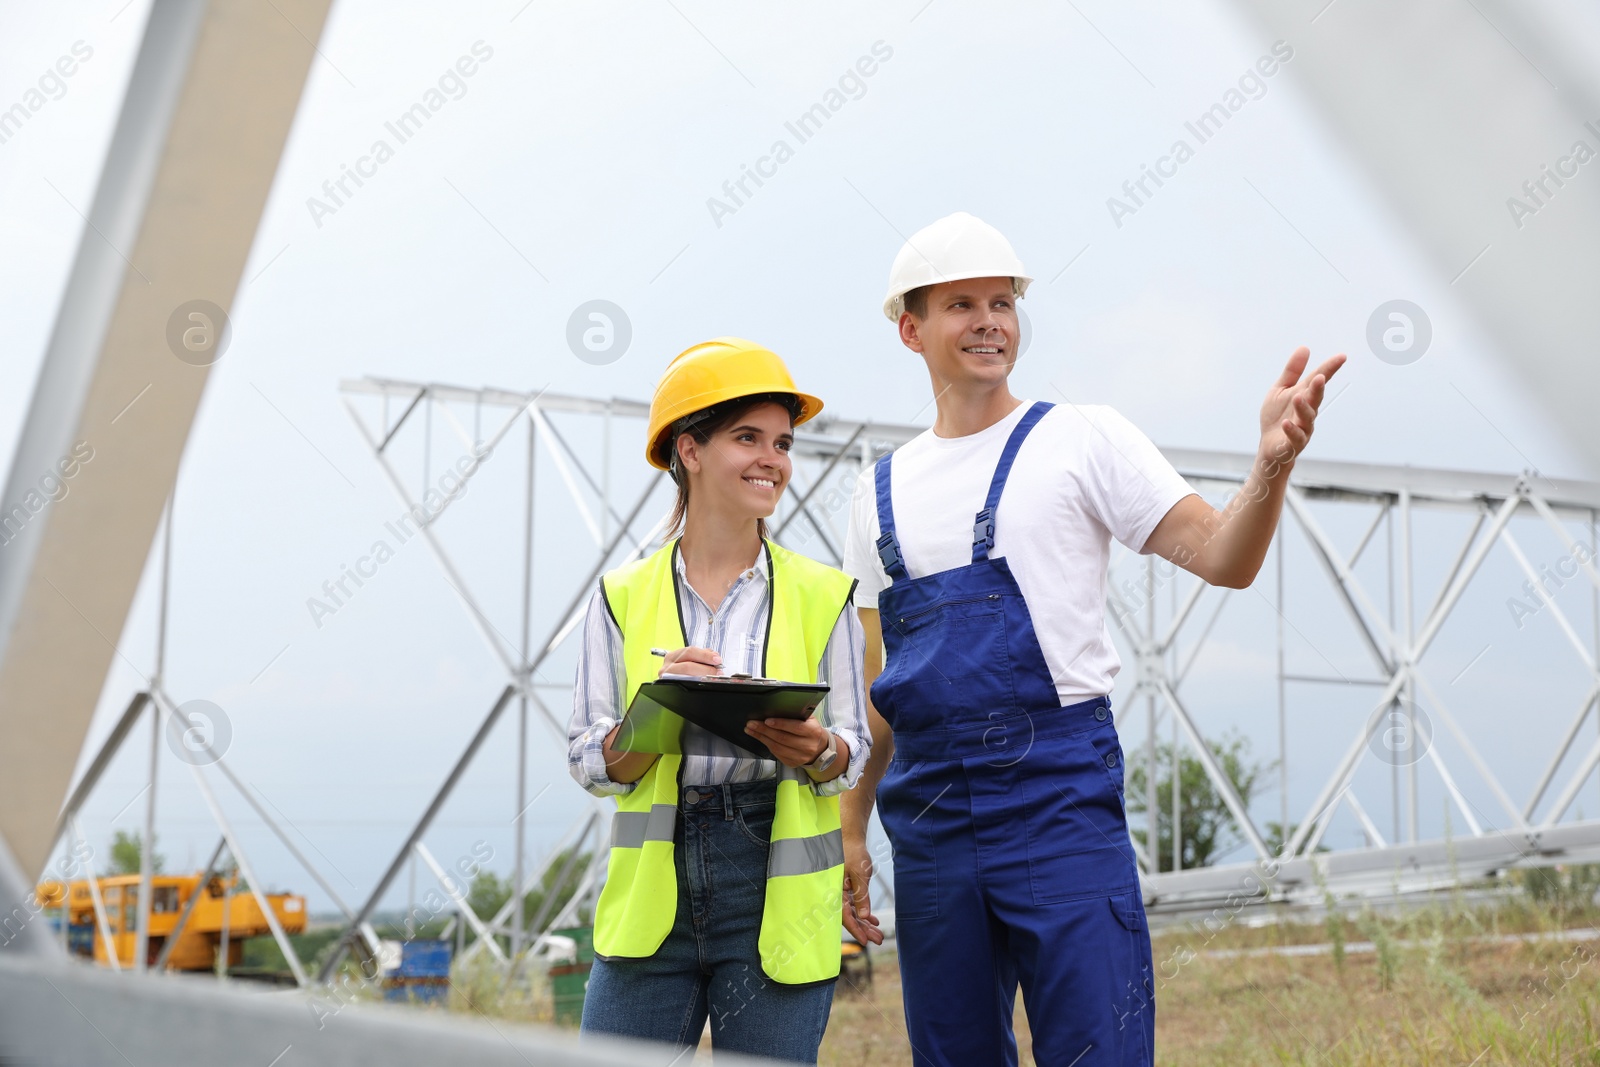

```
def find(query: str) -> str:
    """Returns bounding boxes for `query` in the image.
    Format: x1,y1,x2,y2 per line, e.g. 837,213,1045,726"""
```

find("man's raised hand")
1260,346,1346,465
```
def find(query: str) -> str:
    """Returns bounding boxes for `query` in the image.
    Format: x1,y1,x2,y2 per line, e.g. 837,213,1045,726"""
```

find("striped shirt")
567,543,869,797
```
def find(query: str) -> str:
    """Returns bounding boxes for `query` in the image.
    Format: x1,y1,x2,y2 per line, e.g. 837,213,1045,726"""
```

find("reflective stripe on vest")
610,804,677,849
769,827,844,876
592,538,855,984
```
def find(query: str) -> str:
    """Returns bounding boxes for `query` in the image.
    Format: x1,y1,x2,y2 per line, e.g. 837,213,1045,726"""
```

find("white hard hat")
881,211,1032,321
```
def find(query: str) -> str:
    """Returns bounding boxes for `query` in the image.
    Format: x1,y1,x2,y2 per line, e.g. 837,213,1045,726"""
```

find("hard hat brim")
883,273,1034,321
647,390,823,471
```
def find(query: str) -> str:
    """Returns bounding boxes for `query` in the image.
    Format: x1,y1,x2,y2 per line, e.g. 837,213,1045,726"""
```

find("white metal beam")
1344,791,1387,849
1413,671,1529,831
1527,492,1600,598
0,0,333,879
343,398,521,677
340,379,1600,512
1543,736,1600,829
1145,816,1600,911
1288,670,1408,856
1500,529,1597,671
1155,680,1272,861
1523,681,1600,822
185,756,308,988
414,843,504,964
70,816,118,973
1285,487,1397,673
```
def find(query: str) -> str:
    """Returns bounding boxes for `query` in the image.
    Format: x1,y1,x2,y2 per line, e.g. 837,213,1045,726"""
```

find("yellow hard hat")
646,337,823,470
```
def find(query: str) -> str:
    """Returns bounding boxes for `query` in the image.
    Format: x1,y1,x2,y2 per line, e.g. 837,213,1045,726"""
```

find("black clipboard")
612,675,830,760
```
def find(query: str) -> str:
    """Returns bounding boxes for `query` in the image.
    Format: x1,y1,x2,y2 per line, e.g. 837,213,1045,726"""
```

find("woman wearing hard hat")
839,212,1345,1066
565,338,870,1063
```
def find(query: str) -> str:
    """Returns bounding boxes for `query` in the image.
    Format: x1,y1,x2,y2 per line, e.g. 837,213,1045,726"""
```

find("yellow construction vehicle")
37,872,306,971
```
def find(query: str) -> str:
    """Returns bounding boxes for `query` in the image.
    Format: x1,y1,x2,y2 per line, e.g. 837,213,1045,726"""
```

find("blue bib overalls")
872,402,1155,1066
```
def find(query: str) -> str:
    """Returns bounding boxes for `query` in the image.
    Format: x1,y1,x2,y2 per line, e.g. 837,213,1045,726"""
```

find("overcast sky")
4,0,1599,918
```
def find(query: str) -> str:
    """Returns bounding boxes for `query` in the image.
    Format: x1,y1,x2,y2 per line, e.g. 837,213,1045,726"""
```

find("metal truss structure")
44,505,389,988
311,376,1600,959
1108,453,1600,914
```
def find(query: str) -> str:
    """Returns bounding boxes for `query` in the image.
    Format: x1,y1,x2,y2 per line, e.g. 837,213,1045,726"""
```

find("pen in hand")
652,646,727,677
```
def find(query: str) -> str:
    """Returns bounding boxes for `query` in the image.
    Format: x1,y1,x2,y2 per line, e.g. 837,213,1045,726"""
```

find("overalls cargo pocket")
879,597,1017,717
876,760,940,921
1020,722,1138,905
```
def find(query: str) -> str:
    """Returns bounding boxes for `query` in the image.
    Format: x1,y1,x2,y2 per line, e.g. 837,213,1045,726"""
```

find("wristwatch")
804,731,839,776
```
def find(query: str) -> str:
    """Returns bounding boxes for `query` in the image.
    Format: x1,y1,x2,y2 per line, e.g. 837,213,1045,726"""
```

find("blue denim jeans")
581,778,836,1063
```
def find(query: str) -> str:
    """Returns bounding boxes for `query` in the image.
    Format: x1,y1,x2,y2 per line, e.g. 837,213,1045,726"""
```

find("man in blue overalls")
838,212,1346,1065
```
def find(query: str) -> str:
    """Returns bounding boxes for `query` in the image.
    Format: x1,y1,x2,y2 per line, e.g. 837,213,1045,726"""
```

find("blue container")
397,939,452,978
67,923,95,959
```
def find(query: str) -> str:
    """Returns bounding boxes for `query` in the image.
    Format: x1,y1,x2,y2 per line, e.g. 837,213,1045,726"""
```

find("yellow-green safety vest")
592,538,856,984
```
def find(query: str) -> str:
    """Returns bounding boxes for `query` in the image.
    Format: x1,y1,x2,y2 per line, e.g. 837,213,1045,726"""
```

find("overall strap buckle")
876,531,907,577
970,401,1055,564
972,508,996,554
873,453,910,583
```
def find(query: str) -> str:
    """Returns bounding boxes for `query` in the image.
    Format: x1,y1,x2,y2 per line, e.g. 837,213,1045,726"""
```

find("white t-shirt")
843,399,1196,704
